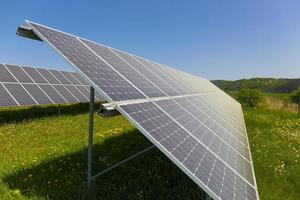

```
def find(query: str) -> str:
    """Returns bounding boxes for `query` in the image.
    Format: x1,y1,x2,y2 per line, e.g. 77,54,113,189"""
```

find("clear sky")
1,0,300,80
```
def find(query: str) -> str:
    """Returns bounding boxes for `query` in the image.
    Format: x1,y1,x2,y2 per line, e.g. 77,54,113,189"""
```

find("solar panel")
19,20,259,200
0,64,102,107
0,84,18,106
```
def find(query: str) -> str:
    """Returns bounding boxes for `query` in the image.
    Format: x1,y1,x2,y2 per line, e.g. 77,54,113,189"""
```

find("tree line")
236,87,300,118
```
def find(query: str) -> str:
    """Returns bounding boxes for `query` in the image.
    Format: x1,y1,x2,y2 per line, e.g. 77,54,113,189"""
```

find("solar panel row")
22,21,258,200
0,64,101,107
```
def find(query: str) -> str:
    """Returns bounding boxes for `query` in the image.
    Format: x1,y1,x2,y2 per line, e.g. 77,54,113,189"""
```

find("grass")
245,108,300,200
0,98,299,199
0,104,204,200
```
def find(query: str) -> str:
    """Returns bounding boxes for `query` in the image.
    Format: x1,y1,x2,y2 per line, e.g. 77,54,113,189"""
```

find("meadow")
0,94,299,199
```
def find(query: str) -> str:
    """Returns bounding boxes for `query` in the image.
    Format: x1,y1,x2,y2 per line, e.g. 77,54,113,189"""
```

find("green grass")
0,103,299,199
0,105,204,200
264,93,290,101
245,108,300,199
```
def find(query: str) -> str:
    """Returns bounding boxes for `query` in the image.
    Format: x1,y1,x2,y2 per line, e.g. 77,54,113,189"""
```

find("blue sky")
1,0,300,80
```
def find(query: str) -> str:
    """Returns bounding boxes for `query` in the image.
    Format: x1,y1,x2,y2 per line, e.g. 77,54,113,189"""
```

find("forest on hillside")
212,78,300,93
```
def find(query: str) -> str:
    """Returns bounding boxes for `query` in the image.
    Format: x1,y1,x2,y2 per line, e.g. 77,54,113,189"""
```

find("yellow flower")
13,189,21,195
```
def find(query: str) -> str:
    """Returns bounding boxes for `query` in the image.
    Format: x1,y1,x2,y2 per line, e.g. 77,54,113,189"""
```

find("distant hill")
211,78,300,93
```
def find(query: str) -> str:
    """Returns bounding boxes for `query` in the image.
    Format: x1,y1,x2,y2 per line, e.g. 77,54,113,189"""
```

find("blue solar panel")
18,20,259,200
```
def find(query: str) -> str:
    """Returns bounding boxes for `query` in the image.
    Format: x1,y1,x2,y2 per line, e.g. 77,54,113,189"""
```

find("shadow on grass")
3,129,205,200
0,102,103,125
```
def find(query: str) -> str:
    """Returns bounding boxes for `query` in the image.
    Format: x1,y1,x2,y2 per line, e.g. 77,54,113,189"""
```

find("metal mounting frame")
87,86,155,193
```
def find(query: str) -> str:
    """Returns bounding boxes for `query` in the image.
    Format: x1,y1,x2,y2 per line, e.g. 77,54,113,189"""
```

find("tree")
290,87,300,118
237,88,264,109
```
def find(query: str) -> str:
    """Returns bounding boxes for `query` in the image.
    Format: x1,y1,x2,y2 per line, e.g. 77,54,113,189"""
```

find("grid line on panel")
3,64,39,105
0,64,102,106
114,50,180,96
3,83,37,105
202,95,245,132
154,99,252,185
22,84,53,104
60,71,81,85
36,68,61,84
156,98,251,165
19,66,56,104
0,64,18,82
33,67,69,102
175,97,249,149
147,60,191,94
207,94,243,123
187,96,248,146
21,66,48,83
79,38,167,98
203,95,245,128
27,21,144,101
109,47,168,98
150,100,256,189
77,38,151,99
69,72,87,85
154,62,199,94
38,68,85,103
135,57,184,95
199,95,245,132
0,83,19,106
5,64,34,83
49,69,72,84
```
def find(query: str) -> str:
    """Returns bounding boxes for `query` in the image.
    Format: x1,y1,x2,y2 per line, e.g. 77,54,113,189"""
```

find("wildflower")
13,189,21,195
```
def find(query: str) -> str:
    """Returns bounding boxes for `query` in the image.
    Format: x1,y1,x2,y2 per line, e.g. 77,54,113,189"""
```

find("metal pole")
58,104,61,116
298,94,300,119
87,86,94,193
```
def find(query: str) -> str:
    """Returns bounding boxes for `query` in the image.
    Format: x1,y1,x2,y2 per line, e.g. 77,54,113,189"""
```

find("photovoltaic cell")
19,20,259,200
5,64,34,83
0,64,17,82
27,22,145,101
81,39,166,98
65,85,89,102
0,64,102,107
22,84,53,104
49,70,71,84
36,68,60,84
0,84,18,106
3,83,36,105
22,66,48,83
52,85,78,103
70,72,88,85
60,71,81,85
39,85,67,104
112,49,180,96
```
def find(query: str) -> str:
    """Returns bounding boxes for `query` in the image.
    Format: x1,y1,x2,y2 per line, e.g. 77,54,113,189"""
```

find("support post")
87,86,94,193
58,104,61,116
298,94,300,119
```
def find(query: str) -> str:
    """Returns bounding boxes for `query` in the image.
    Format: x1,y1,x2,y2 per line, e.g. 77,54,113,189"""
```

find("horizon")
1,1,300,80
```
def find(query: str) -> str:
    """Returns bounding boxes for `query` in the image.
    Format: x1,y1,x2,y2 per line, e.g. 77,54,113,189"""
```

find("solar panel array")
20,20,259,200
0,64,101,107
